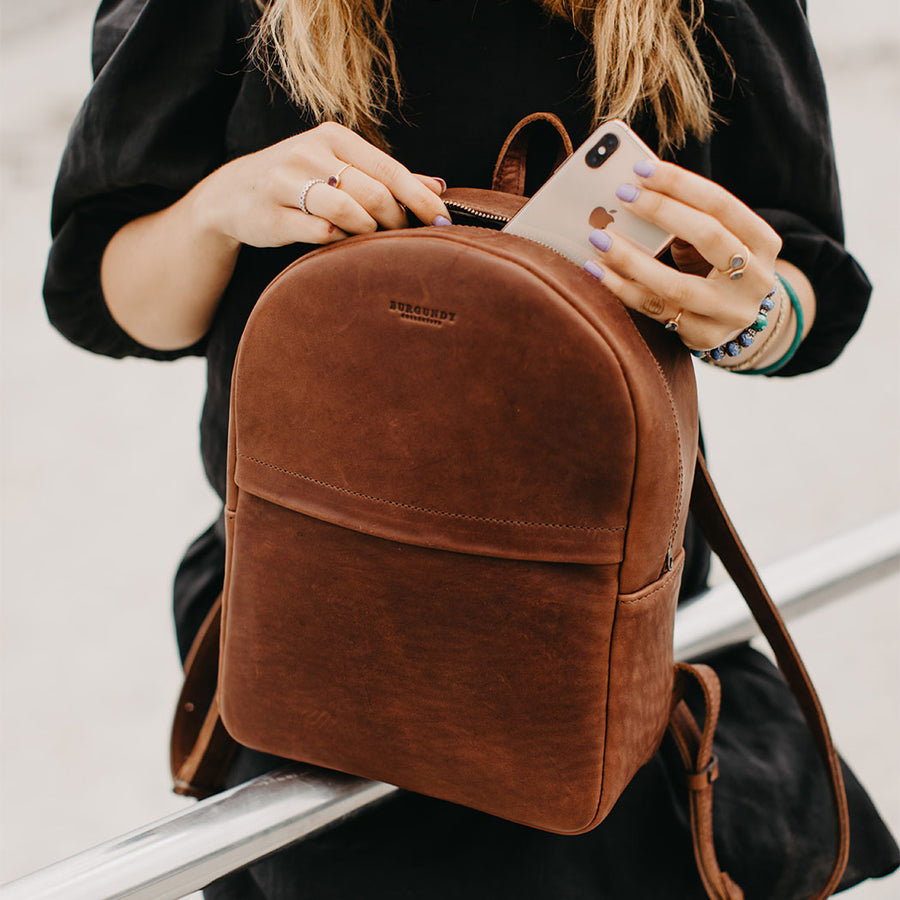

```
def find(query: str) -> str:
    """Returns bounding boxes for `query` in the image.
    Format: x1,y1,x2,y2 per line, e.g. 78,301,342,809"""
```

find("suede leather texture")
219,225,697,834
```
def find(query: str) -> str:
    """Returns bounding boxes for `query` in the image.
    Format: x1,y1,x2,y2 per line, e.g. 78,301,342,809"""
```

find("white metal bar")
674,511,900,658
0,768,397,900
3,511,898,900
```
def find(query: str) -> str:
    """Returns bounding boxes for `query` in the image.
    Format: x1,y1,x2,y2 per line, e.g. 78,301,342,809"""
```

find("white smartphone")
502,119,673,266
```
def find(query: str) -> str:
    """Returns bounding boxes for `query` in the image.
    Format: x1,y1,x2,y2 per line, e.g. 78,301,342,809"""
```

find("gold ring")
664,311,683,333
720,246,750,281
327,163,353,189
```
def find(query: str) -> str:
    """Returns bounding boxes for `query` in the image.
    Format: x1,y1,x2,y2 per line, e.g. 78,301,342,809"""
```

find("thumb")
414,174,447,196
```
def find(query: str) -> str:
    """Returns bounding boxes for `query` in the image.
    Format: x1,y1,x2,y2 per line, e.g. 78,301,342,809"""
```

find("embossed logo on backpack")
388,300,456,326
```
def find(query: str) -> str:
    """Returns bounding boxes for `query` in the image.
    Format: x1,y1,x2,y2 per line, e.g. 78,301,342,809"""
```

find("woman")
44,0,898,897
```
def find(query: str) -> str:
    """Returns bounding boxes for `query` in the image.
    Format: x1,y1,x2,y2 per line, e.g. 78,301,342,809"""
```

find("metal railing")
4,511,899,900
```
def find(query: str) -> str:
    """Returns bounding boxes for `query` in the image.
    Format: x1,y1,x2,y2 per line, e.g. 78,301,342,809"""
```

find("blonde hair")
252,0,721,153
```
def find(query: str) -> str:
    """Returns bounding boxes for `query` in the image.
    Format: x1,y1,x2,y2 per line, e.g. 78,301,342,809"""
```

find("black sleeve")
43,0,246,360
705,0,870,375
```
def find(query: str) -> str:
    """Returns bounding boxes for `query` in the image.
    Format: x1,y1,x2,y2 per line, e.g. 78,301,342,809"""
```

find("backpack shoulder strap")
669,662,744,899
683,451,850,899
170,594,238,798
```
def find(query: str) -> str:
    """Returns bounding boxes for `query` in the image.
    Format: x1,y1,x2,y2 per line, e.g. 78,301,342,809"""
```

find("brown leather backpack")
171,114,849,899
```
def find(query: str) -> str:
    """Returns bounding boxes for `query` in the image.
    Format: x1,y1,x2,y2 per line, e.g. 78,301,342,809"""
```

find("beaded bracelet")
737,273,804,376
691,286,777,363
730,281,791,372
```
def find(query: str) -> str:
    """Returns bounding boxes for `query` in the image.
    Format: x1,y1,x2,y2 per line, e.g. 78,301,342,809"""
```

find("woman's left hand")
584,160,783,352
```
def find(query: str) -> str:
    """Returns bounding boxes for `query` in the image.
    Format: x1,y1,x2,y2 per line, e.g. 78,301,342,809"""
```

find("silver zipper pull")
662,545,674,576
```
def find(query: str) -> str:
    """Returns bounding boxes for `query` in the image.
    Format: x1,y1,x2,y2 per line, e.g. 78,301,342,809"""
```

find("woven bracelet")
691,286,776,363
737,273,804,376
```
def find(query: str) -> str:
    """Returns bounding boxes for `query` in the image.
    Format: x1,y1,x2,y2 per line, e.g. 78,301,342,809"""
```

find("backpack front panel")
221,490,621,832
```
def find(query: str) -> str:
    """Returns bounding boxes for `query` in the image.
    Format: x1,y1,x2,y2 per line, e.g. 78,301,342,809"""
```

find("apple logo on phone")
589,207,617,229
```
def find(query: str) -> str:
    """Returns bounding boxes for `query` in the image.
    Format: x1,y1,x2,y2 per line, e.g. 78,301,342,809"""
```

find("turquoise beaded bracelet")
737,273,804,376
691,286,776,363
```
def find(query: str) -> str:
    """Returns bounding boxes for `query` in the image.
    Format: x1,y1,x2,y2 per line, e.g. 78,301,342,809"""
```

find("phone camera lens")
585,132,620,169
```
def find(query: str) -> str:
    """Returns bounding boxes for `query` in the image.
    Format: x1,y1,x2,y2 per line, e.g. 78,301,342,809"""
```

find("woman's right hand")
195,121,450,249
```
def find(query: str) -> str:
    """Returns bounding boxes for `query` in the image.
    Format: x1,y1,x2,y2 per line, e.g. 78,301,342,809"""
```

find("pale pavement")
1,1,898,896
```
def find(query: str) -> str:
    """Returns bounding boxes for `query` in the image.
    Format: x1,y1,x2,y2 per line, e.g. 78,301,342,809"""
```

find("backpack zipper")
663,544,675,575
441,201,567,260
443,199,511,225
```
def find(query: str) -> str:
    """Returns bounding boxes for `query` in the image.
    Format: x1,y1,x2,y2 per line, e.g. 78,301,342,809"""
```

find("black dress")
44,0,899,897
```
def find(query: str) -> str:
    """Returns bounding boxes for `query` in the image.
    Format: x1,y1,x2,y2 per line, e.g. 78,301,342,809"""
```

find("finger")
415,174,448,195
298,180,380,235
338,166,408,230
276,208,349,246
582,260,723,352
318,122,451,225
586,261,676,321
611,185,755,274
272,161,379,235
588,228,752,328
629,161,782,258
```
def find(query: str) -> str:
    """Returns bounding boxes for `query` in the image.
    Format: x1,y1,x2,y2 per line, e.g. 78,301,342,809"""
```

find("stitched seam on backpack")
618,572,679,604
238,452,623,532
652,354,684,552
629,336,684,558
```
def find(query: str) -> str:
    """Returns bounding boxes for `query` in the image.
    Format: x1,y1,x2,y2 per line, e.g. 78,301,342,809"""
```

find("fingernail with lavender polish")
633,160,656,178
584,260,605,281
589,229,612,252
433,215,452,226
616,183,641,203
429,176,448,193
